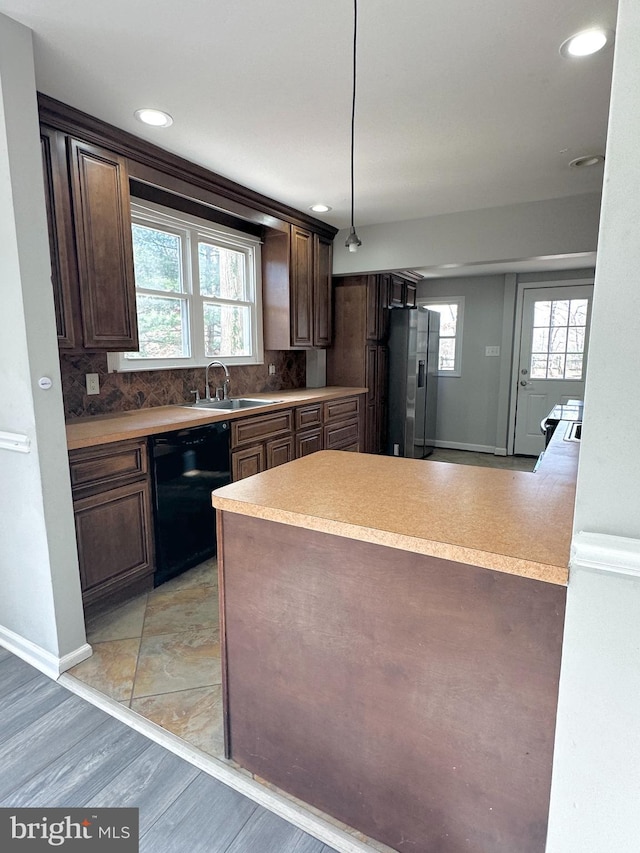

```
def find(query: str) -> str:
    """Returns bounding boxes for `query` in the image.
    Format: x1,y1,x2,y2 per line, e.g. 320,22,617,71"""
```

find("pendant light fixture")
345,0,362,253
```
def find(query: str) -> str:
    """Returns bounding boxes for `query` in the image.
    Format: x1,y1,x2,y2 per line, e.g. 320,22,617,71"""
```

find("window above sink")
108,200,264,373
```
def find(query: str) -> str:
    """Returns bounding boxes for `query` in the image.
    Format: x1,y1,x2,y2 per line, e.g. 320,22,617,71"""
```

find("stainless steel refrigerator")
386,307,440,459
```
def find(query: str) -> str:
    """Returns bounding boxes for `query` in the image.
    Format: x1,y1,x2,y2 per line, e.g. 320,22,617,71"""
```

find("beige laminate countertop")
212,426,579,586
65,386,367,450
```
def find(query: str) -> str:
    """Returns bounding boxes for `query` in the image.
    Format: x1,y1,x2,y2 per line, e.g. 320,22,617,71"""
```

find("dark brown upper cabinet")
40,126,81,349
262,224,333,350
41,127,138,352
68,139,138,350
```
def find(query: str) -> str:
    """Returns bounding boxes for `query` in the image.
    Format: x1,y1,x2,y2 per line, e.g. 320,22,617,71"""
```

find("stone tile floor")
429,447,536,471
69,557,224,758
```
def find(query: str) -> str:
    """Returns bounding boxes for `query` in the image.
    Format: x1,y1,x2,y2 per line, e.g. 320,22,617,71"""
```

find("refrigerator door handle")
418,359,426,388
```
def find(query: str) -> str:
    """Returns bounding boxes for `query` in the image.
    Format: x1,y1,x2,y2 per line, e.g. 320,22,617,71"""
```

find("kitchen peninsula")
212,432,577,853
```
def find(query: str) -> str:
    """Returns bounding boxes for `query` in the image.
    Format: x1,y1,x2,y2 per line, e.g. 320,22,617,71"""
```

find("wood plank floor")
0,648,337,853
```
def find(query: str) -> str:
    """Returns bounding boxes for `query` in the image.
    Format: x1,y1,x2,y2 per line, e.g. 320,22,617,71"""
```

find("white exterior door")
514,284,593,456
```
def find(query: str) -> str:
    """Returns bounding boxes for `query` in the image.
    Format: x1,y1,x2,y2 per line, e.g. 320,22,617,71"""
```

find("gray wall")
417,275,506,452
0,14,87,673
416,269,595,453
546,1,640,850
333,193,601,275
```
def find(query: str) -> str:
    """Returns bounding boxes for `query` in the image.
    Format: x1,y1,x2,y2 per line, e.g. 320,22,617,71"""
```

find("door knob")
520,380,530,386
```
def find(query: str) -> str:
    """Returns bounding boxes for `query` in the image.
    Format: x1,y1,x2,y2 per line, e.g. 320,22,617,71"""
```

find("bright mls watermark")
0,809,138,850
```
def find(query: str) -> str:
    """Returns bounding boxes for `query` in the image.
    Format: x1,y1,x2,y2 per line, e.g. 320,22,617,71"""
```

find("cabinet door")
40,127,80,349
389,275,405,307
74,480,153,597
313,234,333,347
68,138,138,350
366,344,378,407
405,283,417,309
291,225,314,347
324,419,360,451
266,436,294,469
366,276,380,341
232,445,266,481
295,428,323,458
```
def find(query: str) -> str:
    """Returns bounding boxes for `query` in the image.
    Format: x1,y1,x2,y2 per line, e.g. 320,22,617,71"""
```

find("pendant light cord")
350,0,358,231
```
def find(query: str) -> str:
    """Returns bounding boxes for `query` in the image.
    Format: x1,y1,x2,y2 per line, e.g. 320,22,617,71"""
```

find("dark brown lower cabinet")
295,428,323,457
69,439,154,614
219,513,566,853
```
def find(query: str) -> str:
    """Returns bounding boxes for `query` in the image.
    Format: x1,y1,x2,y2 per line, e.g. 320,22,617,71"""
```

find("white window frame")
108,200,263,372
418,296,465,377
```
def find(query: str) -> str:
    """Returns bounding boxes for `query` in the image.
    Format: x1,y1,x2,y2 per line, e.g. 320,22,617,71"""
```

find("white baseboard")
58,675,385,853
494,447,508,457
0,625,92,679
434,440,496,454
572,532,640,580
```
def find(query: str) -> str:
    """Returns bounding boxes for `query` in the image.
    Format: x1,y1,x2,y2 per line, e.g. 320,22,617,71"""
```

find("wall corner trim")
571,531,640,580
0,625,92,680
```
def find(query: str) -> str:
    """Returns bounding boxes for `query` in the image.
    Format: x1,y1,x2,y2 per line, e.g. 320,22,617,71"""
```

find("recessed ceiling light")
134,108,173,128
569,154,605,168
560,28,613,58
310,204,332,213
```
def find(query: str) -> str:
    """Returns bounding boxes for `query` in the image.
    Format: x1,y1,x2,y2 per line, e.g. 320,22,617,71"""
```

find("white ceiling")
0,0,617,245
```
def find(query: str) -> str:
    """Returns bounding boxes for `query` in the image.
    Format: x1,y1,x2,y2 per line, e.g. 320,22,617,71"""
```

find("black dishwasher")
149,422,231,587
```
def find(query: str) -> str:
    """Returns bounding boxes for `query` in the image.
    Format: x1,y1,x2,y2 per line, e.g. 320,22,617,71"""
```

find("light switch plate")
485,346,501,357
86,373,100,395
268,363,276,375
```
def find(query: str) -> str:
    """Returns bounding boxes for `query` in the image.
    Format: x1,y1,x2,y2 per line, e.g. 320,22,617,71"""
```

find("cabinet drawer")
69,439,147,496
324,418,360,451
323,396,360,423
231,410,294,447
295,404,322,430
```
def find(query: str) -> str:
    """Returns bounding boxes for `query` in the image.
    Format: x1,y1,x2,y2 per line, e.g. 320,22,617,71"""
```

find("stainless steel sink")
182,398,281,410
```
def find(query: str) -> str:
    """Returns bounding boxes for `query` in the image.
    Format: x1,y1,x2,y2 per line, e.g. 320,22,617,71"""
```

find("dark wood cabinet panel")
262,225,334,350
40,126,80,349
69,439,147,497
231,410,294,447
328,274,416,454
294,404,322,431
405,282,417,308
323,395,360,423
68,138,138,350
266,435,294,469
291,226,314,347
324,419,360,451
74,480,153,604
70,439,153,614
295,429,323,458
232,446,266,481
313,234,333,347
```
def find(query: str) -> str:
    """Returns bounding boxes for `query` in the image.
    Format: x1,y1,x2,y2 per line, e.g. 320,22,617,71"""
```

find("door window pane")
569,299,588,326
550,300,569,327
532,328,549,352
534,301,551,327
531,355,549,378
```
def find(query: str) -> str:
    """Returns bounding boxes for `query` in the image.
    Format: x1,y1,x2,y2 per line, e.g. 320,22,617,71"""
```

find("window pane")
532,328,549,353
531,355,548,378
569,299,588,326
203,303,251,357
548,353,566,378
199,242,246,300
549,327,567,353
567,327,585,353
132,225,182,292
425,304,457,337
550,300,569,327
438,338,456,371
534,301,551,327
565,354,584,379
126,295,188,359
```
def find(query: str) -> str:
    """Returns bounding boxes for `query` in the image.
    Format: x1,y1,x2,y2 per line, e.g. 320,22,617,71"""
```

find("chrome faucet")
205,361,231,401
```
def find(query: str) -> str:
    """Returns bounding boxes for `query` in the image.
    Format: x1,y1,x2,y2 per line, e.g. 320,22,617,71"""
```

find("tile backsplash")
61,351,306,419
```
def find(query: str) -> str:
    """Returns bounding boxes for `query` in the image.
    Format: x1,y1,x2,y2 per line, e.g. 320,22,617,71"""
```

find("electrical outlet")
268,363,276,375
85,373,100,395
485,346,501,357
